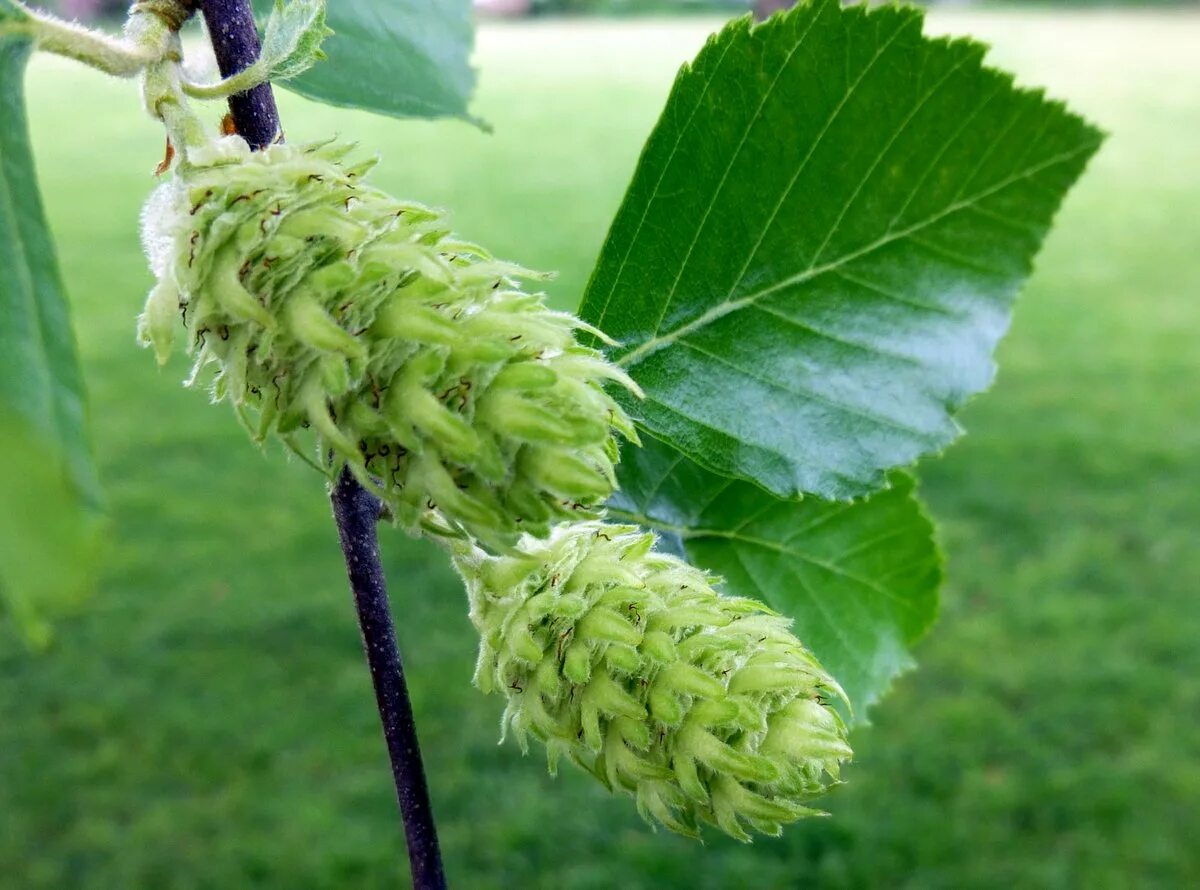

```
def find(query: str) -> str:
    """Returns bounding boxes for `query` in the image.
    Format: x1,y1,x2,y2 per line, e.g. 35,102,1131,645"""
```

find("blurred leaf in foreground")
0,34,103,645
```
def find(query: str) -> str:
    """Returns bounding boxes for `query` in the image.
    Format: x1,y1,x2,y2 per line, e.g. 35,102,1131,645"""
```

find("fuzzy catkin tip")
138,137,639,552
456,521,853,840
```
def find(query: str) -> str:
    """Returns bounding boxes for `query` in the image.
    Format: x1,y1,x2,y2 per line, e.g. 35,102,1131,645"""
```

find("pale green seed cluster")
139,137,639,551
457,521,853,840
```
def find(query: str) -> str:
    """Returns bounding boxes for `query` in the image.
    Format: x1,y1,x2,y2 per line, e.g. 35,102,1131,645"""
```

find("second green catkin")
456,521,853,840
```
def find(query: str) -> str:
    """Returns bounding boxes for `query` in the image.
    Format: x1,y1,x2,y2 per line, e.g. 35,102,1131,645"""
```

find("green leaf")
609,436,941,717
0,34,103,645
0,422,103,647
580,0,1102,500
259,0,330,83
258,0,481,127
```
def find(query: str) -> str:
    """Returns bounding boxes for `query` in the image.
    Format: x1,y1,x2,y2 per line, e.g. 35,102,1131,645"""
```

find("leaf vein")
587,31,743,335
617,140,1097,369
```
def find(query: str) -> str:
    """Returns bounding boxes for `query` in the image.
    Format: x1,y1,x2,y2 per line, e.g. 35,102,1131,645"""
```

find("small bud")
138,280,178,366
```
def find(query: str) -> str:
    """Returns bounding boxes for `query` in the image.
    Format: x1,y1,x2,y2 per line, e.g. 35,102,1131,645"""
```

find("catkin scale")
456,522,853,840
140,137,639,550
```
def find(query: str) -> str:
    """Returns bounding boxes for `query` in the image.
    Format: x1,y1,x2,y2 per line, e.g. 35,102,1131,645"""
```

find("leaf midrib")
616,140,1097,371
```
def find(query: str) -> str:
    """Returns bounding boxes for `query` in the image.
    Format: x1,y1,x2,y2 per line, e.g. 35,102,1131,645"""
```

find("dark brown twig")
330,468,447,890
198,0,280,149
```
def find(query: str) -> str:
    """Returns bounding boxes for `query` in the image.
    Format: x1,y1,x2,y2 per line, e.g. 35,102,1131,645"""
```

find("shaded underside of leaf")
259,0,481,126
581,0,1102,500
609,436,941,717
0,35,103,644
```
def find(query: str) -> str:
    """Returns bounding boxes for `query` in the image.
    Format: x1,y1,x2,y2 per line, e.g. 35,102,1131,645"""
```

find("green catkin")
139,136,640,551
455,521,853,840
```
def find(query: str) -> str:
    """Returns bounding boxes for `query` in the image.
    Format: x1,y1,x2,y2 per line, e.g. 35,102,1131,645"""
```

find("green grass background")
3,9,1198,888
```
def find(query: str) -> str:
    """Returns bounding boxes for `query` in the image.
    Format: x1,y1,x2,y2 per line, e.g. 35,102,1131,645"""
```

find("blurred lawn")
2,9,1199,888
